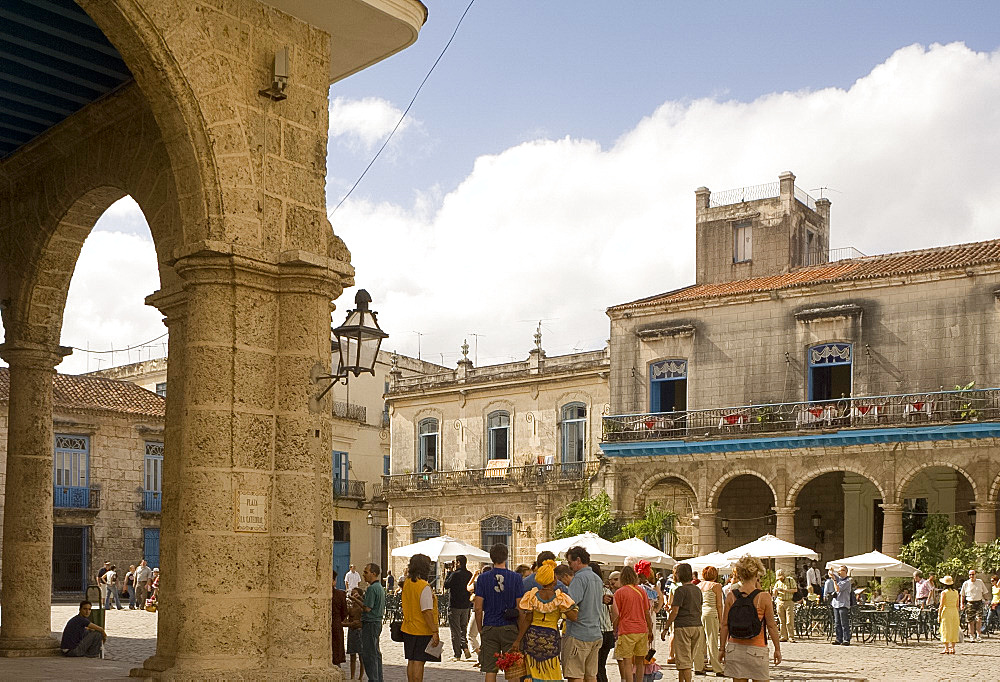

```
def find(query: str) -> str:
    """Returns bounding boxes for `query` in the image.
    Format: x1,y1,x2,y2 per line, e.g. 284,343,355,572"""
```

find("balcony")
333,479,366,501
54,486,99,509
381,460,600,495
603,388,1000,444
333,401,366,423
143,490,162,513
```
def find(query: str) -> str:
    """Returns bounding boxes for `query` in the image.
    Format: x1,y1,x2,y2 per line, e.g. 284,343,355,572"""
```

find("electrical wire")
69,331,168,354
328,0,478,218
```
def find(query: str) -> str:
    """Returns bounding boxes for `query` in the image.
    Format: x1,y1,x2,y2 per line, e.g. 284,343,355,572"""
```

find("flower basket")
496,651,526,681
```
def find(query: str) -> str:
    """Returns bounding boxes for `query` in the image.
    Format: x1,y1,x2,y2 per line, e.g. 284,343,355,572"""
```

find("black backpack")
728,589,766,641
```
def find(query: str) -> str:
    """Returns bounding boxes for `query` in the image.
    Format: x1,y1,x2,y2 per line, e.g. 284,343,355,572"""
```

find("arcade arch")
791,471,885,560
715,474,776,553
639,475,698,557
898,465,977,544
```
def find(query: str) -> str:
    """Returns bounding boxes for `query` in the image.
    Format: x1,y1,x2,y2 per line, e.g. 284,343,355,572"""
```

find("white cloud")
328,96,412,152
334,43,1000,366
57,227,166,375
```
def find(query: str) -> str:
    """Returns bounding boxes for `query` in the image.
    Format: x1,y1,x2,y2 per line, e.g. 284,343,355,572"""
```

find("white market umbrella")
612,537,676,568
683,552,734,573
535,532,624,564
391,535,491,562
826,551,919,578
723,534,819,561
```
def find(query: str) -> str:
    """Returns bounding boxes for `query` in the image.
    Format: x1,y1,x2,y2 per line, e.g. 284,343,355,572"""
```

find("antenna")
809,187,842,199
468,332,484,365
409,331,423,361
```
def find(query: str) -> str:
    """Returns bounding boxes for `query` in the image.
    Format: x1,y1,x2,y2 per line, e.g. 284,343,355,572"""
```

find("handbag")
389,620,404,642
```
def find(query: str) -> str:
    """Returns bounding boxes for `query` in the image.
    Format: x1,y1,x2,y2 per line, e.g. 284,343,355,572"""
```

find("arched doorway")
643,476,698,557
792,472,884,561
716,474,776,553
900,466,976,543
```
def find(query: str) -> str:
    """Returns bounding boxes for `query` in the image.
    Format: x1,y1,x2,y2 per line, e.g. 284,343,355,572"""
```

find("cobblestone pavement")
0,606,997,681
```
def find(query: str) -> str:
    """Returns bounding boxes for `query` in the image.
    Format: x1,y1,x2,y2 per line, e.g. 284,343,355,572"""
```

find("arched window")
480,515,512,550
487,411,510,461
560,403,587,463
412,518,441,543
418,418,439,471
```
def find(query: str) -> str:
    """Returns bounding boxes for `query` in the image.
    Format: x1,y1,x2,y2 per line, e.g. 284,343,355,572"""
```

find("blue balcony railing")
143,490,162,512
54,485,98,509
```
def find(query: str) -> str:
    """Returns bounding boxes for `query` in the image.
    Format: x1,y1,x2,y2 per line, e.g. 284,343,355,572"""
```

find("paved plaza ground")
0,605,997,680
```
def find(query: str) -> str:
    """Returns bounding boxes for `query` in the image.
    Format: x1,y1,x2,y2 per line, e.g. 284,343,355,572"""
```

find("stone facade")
0,0,426,675
0,370,165,595
383,342,610,574
603,172,1000,569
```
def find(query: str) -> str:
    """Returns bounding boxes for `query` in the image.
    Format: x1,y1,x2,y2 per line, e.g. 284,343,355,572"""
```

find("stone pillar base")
0,635,61,657
130,664,345,680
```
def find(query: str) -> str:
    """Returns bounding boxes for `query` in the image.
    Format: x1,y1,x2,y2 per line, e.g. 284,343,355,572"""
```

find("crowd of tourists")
96,559,160,611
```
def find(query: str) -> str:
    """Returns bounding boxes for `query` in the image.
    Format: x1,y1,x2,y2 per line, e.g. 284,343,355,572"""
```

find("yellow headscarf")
535,559,557,586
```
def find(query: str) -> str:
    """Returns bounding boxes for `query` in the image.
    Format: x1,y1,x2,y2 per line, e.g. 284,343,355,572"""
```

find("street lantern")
721,518,730,536
367,510,375,526
316,289,388,400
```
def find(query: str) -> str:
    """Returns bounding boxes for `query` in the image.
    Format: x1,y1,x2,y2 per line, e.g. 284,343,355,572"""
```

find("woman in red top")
720,555,780,682
612,566,654,682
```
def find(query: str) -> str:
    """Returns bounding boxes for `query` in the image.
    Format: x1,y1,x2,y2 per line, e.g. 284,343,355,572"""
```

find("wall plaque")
235,491,268,532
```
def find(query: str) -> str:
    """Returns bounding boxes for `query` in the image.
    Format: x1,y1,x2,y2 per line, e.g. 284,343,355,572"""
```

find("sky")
9,1,1000,374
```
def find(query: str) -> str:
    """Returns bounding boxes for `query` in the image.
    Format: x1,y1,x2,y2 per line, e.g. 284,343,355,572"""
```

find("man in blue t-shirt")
474,543,524,682
60,601,106,657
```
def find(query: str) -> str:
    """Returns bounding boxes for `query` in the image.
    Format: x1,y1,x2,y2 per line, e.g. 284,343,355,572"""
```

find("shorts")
402,632,439,662
479,624,517,673
561,636,601,679
672,625,705,670
965,600,984,619
614,631,648,660
346,627,362,654
723,642,769,681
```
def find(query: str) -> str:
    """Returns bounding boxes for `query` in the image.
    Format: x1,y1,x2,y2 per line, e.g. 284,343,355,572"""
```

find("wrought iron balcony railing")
143,490,162,512
333,479,366,500
381,460,600,495
603,388,1000,443
54,485,100,509
333,401,367,423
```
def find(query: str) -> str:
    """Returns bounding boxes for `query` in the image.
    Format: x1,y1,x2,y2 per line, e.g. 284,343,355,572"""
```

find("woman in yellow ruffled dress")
512,559,579,681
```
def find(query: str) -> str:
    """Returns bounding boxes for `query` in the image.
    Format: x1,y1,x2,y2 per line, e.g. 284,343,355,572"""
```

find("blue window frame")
480,515,512,551
143,527,160,568
487,411,510,461
383,455,391,476
53,434,89,508
807,343,852,401
649,359,687,413
418,418,439,470
560,403,587,463
144,441,163,512
333,450,349,497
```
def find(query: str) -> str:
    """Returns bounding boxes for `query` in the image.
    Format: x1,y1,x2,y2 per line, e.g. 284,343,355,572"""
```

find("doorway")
53,526,88,596
808,343,852,401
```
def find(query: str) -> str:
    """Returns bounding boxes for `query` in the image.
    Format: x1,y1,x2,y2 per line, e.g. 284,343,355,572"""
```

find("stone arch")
991,472,1000,504
787,465,887,508
895,461,980,504
709,469,779,509
633,471,701,515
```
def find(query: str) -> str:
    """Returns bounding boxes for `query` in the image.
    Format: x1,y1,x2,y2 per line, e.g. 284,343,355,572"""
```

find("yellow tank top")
402,578,437,636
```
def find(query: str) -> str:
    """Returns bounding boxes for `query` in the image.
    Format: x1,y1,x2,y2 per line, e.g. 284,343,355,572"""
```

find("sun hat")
940,575,954,585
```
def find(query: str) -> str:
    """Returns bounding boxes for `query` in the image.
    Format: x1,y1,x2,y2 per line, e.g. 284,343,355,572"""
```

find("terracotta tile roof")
0,368,165,419
610,239,1000,312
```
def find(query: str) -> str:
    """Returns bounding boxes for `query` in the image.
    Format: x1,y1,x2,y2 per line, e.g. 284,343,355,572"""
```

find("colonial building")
382,337,610,574
89,350,441,588
0,369,165,597
602,172,1000,570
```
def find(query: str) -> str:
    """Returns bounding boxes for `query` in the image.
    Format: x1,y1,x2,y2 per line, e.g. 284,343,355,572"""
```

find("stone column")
0,341,71,657
880,503,905,557
974,502,998,544
773,506,798,574
134,253,343,679
697,508,719,555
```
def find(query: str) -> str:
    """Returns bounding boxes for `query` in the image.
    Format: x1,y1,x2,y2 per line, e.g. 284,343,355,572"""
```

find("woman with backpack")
719,555,780,682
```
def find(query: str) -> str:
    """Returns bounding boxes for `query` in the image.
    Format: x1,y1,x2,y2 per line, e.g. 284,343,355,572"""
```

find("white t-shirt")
961,578,988,602
419,585,434,611
104,570,117,585
345,570,362,592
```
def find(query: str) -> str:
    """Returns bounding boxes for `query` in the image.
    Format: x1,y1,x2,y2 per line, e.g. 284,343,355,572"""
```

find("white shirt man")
135,560,153,603
345,565,362,592
960,569,989,641
806,564,822,591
